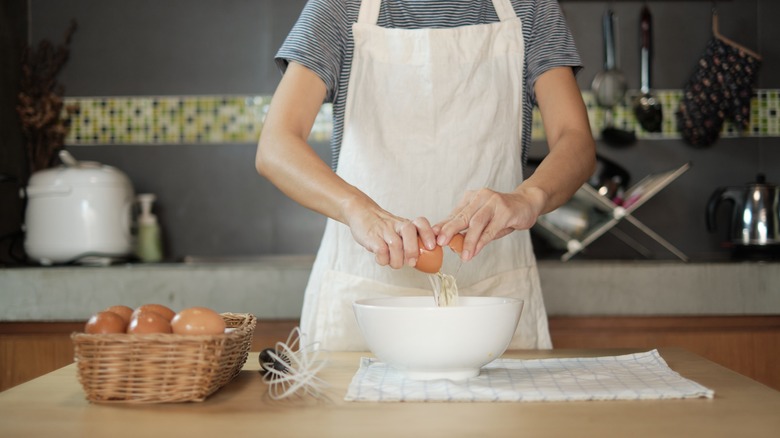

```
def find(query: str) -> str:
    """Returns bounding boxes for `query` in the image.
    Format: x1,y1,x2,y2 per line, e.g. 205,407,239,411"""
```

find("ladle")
633,6,663,132
591,9,636,147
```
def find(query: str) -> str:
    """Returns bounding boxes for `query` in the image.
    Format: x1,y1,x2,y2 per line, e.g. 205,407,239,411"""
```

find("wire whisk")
259,327,329,400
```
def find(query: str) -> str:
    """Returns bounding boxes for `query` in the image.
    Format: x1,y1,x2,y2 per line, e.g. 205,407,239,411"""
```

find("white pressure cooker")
22,150,135,265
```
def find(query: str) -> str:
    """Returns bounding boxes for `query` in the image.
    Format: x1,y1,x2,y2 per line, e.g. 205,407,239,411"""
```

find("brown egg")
85,311,127,334
127,310,173,334
133,303,176,322
171,307,226,335
414,237,443,274
448,233,465,254
104,305,134,325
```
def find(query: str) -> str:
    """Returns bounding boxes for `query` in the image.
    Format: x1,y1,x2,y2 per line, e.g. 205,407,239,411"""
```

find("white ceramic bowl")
352,296,523,381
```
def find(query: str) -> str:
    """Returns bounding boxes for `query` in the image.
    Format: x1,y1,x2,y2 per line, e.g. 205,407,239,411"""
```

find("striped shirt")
276,0,582,169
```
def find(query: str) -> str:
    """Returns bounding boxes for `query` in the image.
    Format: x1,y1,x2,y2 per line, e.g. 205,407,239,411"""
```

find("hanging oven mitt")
676,37,761,147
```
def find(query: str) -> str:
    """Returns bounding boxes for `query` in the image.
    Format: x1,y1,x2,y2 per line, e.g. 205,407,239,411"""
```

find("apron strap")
359,0,518,25
492,0,518,22
357,0,381,25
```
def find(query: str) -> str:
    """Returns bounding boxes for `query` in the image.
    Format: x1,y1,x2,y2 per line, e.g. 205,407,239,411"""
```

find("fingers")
362,216,437,271
353,192,530,271
412,217,436,251
435,188,528,262
400,217,436,269
397,220,418,268
352,216,400,269
373,219,411,270
372,241,390,267
435,190,484,260
434,191,476,242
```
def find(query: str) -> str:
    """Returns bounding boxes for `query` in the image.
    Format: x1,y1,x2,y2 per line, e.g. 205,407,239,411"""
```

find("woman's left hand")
433,185,547,261
434,67,596,262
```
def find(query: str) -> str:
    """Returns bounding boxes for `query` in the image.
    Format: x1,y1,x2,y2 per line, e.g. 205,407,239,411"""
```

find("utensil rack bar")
536,162,691,262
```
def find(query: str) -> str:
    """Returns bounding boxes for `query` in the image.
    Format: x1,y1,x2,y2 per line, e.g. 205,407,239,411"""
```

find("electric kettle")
706,174,780,247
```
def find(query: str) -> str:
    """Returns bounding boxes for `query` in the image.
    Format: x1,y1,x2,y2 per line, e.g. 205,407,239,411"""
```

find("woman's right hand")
341,196,437,270
257,62,436,270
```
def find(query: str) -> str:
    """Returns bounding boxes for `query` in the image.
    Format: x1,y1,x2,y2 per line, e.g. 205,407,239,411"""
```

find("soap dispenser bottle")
136,193,163,262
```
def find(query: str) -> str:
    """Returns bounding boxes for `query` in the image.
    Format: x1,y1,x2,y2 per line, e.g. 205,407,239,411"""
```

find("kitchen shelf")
535,162,692,262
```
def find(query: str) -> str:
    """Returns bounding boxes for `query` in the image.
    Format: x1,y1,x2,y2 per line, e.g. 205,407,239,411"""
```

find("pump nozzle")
137,193,157,225
135,193,162,262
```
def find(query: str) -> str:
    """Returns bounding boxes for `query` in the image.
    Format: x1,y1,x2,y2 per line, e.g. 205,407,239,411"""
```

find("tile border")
63,89,779,145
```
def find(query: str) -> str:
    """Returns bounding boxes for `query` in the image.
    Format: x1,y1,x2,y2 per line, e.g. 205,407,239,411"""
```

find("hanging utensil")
592,9,626,109
633,6,663,132
591,9,635,147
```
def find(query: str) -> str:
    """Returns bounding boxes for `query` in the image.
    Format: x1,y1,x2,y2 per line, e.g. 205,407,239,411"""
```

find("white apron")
300,0,552,351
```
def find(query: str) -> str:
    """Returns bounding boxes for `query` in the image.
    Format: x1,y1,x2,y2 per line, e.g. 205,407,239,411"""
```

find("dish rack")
71,312,256,403
534,162,691,261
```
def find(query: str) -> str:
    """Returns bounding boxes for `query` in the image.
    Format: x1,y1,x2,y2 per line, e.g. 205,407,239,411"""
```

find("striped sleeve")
275,0,349,102
522,0,582,104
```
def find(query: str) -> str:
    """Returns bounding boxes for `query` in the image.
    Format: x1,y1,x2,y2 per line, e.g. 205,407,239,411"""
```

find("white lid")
27,162,132,189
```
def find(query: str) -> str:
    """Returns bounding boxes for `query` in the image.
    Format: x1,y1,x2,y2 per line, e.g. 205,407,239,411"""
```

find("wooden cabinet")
0,322,82,393
0,320,298,392
549,315,780,391
3,316,779,392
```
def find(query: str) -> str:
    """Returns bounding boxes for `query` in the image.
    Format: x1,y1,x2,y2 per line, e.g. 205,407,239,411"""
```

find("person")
256,0,596,351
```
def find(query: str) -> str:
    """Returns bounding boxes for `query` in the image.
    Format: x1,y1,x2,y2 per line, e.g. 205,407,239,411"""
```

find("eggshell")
171,307,226,335
133,303,176,322
448,233,465,254
85,311,127,334
127,310,173,334
104,305,134,325
415,237,443,274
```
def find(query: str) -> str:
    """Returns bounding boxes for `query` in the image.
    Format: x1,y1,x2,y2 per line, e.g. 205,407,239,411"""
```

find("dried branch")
16,19,79,175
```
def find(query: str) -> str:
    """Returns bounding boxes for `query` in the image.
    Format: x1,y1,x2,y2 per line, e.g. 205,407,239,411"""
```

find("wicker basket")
71,312,256,403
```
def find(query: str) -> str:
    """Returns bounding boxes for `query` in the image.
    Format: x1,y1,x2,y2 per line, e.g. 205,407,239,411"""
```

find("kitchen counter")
1,348,778,437
1,257,779,321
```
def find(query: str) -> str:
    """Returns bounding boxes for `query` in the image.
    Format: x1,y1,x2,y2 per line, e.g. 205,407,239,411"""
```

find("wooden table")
1,348,778,437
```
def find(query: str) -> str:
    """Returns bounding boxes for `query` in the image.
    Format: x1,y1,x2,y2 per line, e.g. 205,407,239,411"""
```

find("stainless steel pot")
707,174,780,247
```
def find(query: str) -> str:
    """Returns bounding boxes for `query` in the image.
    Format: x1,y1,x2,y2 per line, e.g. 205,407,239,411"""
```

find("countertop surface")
2,257,779,320
1,348,778,438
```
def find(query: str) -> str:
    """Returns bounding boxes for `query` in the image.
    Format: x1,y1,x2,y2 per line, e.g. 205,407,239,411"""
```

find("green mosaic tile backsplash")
63,90,779,145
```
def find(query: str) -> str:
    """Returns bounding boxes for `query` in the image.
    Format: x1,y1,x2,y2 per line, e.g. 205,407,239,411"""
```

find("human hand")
433,186,547,261
343,199,437,270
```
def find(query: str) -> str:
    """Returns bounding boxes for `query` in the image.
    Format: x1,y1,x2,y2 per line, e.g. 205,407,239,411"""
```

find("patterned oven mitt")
677,37,761,147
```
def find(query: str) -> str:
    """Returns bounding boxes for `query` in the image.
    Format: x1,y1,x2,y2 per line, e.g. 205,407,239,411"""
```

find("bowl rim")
353,296,523,310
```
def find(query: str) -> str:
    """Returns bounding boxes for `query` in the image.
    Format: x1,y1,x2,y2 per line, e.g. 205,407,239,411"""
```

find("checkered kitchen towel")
344,350,714,402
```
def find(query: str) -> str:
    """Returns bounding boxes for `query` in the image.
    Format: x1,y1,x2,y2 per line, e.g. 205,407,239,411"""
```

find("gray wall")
552,0,780,261
3,0,780,263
